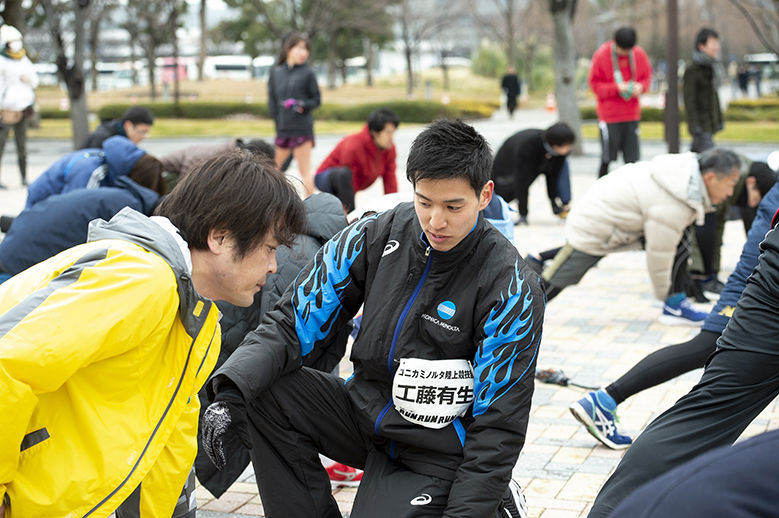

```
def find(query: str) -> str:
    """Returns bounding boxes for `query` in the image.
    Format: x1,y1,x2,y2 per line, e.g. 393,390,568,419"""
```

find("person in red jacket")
589,27,652,177
315,108,399,212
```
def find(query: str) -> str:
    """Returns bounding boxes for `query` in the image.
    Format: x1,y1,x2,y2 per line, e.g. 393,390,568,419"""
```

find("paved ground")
2,109,778,518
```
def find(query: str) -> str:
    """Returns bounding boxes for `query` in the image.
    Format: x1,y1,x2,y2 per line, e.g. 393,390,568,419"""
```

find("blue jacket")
26,136,146,208
0,176,159,276
702,178,779,334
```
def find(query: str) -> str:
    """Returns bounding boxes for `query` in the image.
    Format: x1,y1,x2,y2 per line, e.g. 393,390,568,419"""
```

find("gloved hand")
201,382,253,470
283,98,299,110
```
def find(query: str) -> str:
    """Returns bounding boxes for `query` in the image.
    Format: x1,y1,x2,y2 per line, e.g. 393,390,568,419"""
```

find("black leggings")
606,330,720,405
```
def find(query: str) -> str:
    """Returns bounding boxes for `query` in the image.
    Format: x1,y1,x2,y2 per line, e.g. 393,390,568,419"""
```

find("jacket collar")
87,207,213,336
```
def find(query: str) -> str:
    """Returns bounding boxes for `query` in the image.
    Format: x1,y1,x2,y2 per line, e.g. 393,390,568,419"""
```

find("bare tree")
391,0,466,98
726,0,779,55
549,0,583,155
88,1,118,92
198,0,206,81
40,0,90,149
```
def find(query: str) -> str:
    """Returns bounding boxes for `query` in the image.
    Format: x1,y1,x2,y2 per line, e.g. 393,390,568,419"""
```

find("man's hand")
1,502,5,518
632,83,644,96
617,82,630,94
201,383,253,470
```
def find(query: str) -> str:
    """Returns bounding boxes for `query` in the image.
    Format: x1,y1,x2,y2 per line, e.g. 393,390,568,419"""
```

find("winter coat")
0,208,221,517
589,42,652,123
80,119,125,149
316,125,398,194
0,176,159,276
565,152,713,300
268,63,321,138
160,139,238,179
683,62,723,135
0,54,37,112
195,192,349,497
702,178,779,334
209,203,545,518
26,135,146,208
491,129,567,204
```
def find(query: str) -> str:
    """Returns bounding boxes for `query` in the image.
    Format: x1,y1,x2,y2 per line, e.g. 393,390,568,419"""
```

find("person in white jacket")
0,24,38,189
538,148,741,326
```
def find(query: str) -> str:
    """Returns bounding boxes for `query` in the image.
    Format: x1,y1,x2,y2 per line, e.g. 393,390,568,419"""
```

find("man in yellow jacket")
0,152,306,518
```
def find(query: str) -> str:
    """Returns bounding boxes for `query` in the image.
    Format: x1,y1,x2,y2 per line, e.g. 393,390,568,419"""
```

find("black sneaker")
516,215,528,226
701,276,725,296
496,479,527,518
691,278,710,303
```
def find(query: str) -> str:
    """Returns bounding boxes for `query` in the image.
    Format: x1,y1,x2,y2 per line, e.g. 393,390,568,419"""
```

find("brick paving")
3,110,778,517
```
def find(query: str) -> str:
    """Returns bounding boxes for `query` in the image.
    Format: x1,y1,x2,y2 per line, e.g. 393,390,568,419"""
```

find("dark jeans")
691,132,715,153
315,167,355,213
0,117,28,183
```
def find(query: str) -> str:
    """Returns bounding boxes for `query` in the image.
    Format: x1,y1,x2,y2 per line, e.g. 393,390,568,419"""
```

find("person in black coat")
0,176,159,282
268,34,321,195
194,192,350,497
501,66,521,118
491,122,576,225
80,106,154,149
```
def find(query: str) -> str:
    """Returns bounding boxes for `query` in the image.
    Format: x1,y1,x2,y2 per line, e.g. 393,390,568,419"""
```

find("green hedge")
580,106,685,122
95,100,494,123
39,108,71,119
724,99,779,121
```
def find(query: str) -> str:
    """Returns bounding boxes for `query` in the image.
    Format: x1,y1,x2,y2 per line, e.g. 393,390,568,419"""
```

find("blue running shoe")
659,297,708,326
570,392,633,450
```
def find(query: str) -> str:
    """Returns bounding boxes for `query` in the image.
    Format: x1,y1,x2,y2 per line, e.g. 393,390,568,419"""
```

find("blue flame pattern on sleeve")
293,215,377,356
473,258,540,416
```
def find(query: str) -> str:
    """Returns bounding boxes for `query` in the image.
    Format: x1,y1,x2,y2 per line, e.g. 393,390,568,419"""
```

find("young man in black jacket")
80,106,155,149
200,119,544,518
492,122,575,225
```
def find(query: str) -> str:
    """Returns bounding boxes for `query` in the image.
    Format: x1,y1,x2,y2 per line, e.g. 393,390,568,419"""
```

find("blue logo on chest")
437,301,456,320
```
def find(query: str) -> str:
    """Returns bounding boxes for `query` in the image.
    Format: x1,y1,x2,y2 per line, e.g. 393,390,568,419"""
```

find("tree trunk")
172,6,180,104
198,0,206,81
130,41,138,85
550,0,582,155
147,52,157,100
441,52,450,92
70,0,90,149
365,37,373,87
89,15,99,92
405,46,414,99
524,42,536,92
327,36,337,89
1,0,24,33
505,0,515,66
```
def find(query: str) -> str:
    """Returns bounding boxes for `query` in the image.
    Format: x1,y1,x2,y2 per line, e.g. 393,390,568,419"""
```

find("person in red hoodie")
589,27,652,177
315,108,399,212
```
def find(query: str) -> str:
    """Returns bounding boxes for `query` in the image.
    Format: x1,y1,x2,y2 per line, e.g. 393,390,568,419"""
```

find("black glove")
201,382,253,470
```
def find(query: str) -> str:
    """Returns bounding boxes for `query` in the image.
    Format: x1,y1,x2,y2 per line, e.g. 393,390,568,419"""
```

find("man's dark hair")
545,122,575,147
155,152,306,257
614,27,637,49
698,148,741,178
406,118,492,195
749,161,778,198
122,106,154,126
367,108,400,133
128,153,166,196
695,28,719,49
238,138,275,160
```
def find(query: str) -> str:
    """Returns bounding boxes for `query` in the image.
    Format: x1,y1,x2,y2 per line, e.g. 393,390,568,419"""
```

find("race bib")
393,358,475,430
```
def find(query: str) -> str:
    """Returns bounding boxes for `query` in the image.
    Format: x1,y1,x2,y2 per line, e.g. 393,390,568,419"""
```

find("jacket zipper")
374,246,433,436
82,311,216,517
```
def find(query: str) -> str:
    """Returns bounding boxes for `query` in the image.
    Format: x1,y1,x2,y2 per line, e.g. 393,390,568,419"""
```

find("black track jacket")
211,202,545,518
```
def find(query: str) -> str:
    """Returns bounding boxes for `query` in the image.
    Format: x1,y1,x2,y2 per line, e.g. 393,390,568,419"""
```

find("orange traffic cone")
545,92,557,112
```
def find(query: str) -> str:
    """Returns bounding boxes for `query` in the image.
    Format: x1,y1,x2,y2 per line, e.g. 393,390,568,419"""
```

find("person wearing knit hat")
0,24,38,189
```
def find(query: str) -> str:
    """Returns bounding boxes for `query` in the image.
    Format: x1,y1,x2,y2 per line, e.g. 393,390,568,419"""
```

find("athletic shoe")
326,462,363,488
516,215,529,226
701,276,725,296
570,392,633,450
497,479,528,518
659,297,708,326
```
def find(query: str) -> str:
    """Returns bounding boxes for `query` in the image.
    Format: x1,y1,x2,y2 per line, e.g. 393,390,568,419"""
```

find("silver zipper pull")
425,246,431,257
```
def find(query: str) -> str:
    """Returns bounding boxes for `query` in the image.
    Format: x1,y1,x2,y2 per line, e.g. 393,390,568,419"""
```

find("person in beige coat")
538,148,741,326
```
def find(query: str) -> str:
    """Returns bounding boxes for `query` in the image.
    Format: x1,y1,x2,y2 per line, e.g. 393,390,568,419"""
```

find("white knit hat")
0,24,22,45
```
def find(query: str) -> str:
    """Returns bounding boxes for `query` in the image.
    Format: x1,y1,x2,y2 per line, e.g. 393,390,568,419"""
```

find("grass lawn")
581,121,779,143
29,118,368,140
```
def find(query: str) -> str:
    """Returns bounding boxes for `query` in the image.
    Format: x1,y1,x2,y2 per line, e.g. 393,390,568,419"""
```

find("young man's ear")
123,120,134,133
479,180,494,211
207,228,231,254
